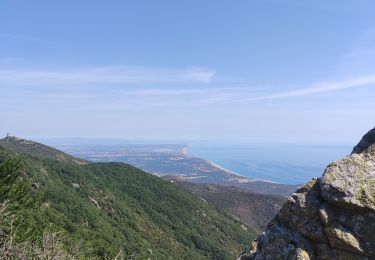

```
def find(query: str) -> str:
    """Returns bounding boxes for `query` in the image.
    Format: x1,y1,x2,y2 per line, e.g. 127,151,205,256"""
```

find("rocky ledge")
242,127,375,259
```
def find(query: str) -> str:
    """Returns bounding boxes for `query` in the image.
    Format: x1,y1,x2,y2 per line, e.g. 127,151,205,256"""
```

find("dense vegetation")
0,158,75,258
171,181,286,232
0,137,257,259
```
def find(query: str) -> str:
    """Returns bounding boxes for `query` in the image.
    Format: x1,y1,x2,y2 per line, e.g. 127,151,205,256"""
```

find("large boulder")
242,126,375,259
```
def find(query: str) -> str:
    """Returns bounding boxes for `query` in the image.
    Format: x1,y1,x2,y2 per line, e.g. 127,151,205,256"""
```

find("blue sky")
1,0,375,143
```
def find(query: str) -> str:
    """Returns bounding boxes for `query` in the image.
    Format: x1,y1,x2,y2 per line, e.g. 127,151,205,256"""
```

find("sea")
187,142,352,185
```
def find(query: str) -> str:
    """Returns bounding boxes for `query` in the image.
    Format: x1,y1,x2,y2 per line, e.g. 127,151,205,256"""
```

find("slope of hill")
169,181,286,232
0,136,86,164
242,126,375,259
0,137,257,259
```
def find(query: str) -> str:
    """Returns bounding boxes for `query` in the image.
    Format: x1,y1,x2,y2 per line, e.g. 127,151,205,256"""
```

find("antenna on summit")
6,133,10,138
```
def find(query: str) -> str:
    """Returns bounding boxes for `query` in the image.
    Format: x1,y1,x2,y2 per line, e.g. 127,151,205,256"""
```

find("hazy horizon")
28,136,355,147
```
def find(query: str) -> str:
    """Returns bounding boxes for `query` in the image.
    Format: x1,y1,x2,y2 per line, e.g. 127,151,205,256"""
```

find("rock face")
242,127,375,259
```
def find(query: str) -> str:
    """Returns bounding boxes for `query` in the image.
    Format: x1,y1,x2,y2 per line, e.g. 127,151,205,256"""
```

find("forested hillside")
0,137,257,259
171,181,286,232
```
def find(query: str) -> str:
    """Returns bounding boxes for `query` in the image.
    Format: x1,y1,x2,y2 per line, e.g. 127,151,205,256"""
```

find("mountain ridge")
0,136,87,164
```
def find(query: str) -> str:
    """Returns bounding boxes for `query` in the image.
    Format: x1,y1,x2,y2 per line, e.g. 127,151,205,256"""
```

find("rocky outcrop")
242,127,375,259
352,127,375,154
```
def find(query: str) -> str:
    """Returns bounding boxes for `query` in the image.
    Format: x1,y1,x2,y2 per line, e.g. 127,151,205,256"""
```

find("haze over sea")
187,142,352,184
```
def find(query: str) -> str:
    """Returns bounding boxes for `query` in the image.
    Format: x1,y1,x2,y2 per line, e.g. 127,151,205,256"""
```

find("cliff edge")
242,127,375,259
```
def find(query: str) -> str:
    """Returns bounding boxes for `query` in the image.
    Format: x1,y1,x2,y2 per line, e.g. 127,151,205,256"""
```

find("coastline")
185,145,250,178
199,156,282,184
185,145,282,184
203,157,247,178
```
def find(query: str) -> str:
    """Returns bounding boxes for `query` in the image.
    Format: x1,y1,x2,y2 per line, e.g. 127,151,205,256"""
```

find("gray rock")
352,126,375,154
320,152,375,211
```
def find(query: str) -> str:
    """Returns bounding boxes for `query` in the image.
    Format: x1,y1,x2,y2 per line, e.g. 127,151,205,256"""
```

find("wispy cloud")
225,74,375,103
182,67,216,83
0,33,61,46
0,66,216,86
125,73,375,105
0,33,37,41
2,62,374,108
